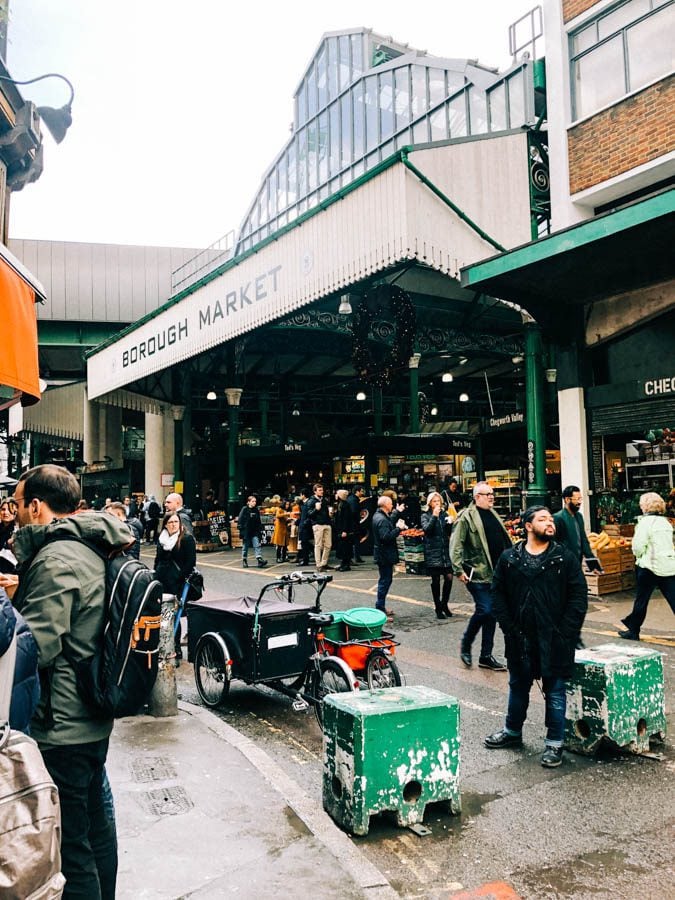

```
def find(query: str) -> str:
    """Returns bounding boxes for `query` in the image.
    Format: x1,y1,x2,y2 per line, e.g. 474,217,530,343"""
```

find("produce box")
619,548,635,571
621,571,637,591
585,573,622,596
596,547,621,574
602,524,635,538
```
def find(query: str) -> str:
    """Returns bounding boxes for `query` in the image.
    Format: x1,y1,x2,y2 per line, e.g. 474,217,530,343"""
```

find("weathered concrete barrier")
148,593,178,717
565,643,666,755
322,685,461,836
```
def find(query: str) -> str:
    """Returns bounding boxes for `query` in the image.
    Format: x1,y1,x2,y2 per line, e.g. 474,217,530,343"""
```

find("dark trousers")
376,562,394,610
41,738,117,900
622,567,675,635
298,526,313,566
462,581,497,657
505,657,567,746
429,568,452,606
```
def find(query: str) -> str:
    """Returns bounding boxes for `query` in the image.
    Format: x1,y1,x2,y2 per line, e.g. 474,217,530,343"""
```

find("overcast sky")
7,0,537,250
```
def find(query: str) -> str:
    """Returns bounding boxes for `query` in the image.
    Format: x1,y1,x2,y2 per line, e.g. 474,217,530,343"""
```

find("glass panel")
330,176,341,194
250,197,260,231
379,70,394,141
353,80,365,159
395,67,411,129
411,66,428,118
430,106,447,141
340,92,352,166
507,71,525,126
381,139,395,159
412,119,429,142
287,138,297,207
468,86,487,133
329,102,340,176
395,128,411,149
316,43,327,111
627,6,675,91
307,121,317,192
573,35,625,118
365,151,379,171
318,110,328,185
297,82,307,127
339,35,351,90
327,38,338,100
276,158,287,212
307,65,317,118
446,72,465,93
353,160,365,178
572,22,597,54
365,74,378,152
428,68,446,107
448,93,467,136
488,82,507,131
351,33,364,78
267,168,277,218
599,0,649,39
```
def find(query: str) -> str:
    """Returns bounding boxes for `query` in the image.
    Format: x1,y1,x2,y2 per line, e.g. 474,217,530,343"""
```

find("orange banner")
0,258,40,405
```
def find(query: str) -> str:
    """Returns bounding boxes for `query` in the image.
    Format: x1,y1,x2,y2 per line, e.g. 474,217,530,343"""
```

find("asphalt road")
160,547,675,900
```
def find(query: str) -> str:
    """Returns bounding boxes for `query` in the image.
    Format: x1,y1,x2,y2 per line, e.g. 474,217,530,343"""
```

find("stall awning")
459,189,675,331
0,242,46,408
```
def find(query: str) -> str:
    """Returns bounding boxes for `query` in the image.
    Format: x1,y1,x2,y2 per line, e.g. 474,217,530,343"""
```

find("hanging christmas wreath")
350,284,416,386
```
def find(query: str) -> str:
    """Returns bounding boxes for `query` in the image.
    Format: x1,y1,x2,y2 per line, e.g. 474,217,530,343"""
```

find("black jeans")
376,562,394,609
622,566,675,635
41,738,117,900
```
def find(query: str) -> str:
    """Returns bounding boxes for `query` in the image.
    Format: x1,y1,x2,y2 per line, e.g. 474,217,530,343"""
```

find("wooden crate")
621,571,636,591
602,524,635,537
620,548,635,572
585,573,622,596
596,547,621,574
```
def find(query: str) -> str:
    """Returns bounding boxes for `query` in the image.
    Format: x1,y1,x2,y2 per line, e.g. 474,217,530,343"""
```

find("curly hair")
639,492,666,515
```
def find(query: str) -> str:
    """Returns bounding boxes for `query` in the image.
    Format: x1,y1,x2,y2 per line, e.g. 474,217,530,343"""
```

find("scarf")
158,529,179,552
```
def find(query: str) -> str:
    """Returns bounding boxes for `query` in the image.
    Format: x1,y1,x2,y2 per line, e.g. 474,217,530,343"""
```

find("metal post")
373,387,383,436
524,319,547,505
148,594,178,717
225,388,243,514
409,353,421,433
259,392,269,445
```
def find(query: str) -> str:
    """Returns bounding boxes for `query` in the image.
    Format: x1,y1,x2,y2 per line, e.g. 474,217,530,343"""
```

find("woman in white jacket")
618,492,675,640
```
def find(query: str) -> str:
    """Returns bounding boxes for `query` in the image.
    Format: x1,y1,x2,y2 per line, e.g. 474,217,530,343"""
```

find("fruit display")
400,528,424,538
587,531,631,550
504,513,524,543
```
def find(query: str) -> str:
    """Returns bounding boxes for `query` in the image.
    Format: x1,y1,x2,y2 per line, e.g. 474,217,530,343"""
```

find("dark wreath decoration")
350,284,416,386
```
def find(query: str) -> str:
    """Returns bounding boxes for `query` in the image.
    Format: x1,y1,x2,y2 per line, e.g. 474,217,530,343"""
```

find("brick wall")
568,76,675,195
563,0,600,22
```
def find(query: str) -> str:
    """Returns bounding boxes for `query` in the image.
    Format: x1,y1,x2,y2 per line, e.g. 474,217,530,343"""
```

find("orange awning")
0,252,42,406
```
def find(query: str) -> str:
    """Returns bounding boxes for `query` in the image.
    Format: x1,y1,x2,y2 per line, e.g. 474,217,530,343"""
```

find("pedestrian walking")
618,492,675,640
334,489,355,571
237,496,267,568
372,495,407,618
271,497,289,563
154,511,197,664
484,506,588,767
12,464,132,898
421,491,453,619
553,485,596,566
308,483,332,571
450,480,511,670
164,492,194,535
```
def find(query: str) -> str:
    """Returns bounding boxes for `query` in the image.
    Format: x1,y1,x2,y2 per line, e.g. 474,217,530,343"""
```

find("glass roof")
235,28,535,256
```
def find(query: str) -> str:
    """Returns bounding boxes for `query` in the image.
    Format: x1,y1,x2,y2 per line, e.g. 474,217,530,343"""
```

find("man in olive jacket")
450,481,512,670
13,464,134,900
485,506,588,768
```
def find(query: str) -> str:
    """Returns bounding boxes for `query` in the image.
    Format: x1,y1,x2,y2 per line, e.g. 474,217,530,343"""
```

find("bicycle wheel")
365,650,402,689
194,634,230,708
313,658,355,730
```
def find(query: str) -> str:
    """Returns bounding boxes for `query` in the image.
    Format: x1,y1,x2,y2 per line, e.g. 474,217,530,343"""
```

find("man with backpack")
12,464,135,900
144,494,162,543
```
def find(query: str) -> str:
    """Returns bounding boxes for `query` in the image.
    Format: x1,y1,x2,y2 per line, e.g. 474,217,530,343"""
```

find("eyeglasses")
476,492,494,497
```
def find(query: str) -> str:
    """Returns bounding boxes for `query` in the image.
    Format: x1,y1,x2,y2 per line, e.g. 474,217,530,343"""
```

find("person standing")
421,491,453,619
308,483,332,572
553,485,595,566
346,486,365,564
164,492,194,535
144,495,161,544
618,492,675,640
237,496,267,568
12,464,132,899
450,481,511,670
297,486,313,567
106,501,144,560
334,489,355,572
271,498,289,563
154,512,197,664
484,506,588,768
372,495,407,618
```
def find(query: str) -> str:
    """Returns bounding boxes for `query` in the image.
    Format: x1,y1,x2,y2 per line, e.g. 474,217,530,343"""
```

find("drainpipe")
523,316,547,505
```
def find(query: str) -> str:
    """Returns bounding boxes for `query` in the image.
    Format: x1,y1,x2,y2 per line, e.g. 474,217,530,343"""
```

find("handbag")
185,568,204,603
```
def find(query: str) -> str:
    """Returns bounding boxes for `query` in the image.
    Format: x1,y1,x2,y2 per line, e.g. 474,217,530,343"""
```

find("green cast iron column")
225,388,243,514
374,387,383,436
409,353,421,433
259,392,270,445
524,320,547,505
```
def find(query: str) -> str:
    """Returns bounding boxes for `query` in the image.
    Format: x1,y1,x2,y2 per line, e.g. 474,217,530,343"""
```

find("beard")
531,527,553,543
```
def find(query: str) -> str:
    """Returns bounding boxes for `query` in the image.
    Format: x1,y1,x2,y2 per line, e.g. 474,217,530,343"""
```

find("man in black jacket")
484,506,588,768
346,487,365,564
372,495,407,618
297,487,313,567
237,496,267,568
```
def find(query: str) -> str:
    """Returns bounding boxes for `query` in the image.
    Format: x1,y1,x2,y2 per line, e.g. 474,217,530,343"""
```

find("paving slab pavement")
106,701,397,899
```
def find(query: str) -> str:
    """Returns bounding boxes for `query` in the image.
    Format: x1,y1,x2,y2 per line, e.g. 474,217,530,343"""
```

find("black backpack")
47,537,164,718
148,500,161,519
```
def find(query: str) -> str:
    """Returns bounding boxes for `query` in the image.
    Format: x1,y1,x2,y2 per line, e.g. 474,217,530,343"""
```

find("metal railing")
171,229,236,295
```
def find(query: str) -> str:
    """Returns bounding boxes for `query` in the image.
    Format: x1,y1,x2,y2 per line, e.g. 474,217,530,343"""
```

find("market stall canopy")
0,241,46,407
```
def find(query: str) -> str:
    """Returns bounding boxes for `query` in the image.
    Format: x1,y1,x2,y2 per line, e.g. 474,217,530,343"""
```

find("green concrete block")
322,685,461,836
565,643,666,755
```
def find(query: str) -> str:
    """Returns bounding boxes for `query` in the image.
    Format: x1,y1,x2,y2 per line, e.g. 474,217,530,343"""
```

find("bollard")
148,593,178,717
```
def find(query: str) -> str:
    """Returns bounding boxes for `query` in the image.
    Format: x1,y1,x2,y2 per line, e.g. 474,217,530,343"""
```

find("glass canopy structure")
235,28,536,256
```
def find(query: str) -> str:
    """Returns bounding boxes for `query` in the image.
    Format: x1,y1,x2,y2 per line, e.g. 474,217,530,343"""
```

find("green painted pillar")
259,392,270,445
373,387,383,436
393,400,402,434
225,388,243,513
409,353,421,433
524,320,547,504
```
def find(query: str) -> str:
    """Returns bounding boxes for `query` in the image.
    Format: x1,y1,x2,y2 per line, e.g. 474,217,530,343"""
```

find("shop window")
379,70,395,141
395,67,411,130
570,0,674,120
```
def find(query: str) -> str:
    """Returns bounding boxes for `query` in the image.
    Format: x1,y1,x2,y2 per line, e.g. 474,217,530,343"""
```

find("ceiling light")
338,294,353,315
459,357,468,366
459,392,469,402
512,355,524,365
291,403,301,416
442,372,453,383
356,391,367,401
206,390,217,401
430,406,438,416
